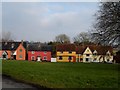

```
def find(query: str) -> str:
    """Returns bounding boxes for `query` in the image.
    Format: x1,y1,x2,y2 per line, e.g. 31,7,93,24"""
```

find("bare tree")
55,34,70,43
92,2,120,48
73,32,91,44
1,31,14,42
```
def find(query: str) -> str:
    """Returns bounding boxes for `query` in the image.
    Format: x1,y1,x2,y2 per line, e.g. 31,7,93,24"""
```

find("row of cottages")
0,41,27,60
0,41,52,61
56,44,113,63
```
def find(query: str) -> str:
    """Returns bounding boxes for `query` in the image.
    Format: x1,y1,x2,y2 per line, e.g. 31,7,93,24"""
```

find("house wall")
93,54,113,63
92,55,101,62
28,51,51,61
57,51,76,62
83,47,93,62
73,47,114,63
105,55,113,62
16,43,26,60
76,54,83,62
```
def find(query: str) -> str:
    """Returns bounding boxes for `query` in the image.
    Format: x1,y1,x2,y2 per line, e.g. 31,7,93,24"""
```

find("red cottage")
28,44,52,62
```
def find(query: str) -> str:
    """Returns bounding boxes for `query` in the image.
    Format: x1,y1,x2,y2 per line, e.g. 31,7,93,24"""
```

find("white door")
37,57,41,62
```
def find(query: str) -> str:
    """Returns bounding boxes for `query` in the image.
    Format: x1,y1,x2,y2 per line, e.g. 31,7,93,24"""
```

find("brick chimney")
21,40,23,45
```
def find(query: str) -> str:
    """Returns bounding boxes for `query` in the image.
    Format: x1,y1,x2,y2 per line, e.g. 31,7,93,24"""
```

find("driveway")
2,75,39,89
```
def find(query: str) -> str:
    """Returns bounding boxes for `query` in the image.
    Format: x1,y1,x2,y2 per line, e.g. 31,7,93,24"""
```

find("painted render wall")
28,51,51,61
57,51,76,62
16,44,26,60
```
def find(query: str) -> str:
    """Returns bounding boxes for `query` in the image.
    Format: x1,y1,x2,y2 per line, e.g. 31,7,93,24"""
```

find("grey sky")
2,2,99,42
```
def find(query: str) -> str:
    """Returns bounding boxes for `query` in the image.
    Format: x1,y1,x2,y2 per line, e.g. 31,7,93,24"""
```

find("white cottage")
76,45,113,63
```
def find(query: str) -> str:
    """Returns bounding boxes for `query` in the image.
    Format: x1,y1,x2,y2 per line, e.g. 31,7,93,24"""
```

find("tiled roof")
56,44,76,51
76,45,113,55
1,42,27,50
76,45,87,54
28,44,52,51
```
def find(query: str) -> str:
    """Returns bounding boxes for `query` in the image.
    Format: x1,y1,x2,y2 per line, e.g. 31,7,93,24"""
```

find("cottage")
56,44,76,62
76,45,113,63
0,41,27,60
28,44,52,62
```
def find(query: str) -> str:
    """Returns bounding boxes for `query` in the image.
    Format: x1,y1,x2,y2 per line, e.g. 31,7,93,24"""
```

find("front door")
13,55,16,60
37,56,41,62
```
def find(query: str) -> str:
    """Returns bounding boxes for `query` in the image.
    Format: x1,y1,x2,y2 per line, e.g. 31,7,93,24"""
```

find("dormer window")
106,51,111,56
11,43,14,48
93,50,97,55
93,53,97,55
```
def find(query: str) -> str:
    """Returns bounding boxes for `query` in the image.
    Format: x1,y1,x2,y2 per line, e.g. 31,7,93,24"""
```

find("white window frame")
43,56,47,60
31,56,35,60
32,51,35,54
44,51,47,54
19,49,22,52
19,55,22,58
59,56,63,60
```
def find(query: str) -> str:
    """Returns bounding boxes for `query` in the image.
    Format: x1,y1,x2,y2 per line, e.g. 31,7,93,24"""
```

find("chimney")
21,40,23,45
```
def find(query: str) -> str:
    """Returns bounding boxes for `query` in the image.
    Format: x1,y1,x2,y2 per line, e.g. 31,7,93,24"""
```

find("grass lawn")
2,60,120,88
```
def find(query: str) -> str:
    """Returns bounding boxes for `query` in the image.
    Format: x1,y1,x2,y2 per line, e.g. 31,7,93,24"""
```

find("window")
59,56,62,60
19,55,22,58
43,56,47,60
80,58,83,61
31,56,35,60
86,54,89,56
80,58,83,62
19,49,22,52
93,58,97,61
93,53,97,55
68,56,72,60
11,44,14,48
107,59,109,62
93,50,97,55
44,51,47,54
107,53,110,56
86,58,89,62
32,51,35,54
69,51,72,53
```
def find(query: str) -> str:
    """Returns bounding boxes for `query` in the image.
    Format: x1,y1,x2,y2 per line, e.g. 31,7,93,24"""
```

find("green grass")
2,60,120,88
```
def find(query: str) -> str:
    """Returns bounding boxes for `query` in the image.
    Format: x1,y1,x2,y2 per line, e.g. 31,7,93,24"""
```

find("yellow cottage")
56,44,76,62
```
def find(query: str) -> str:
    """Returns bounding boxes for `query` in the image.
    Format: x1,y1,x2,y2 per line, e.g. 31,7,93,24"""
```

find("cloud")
2,2,98,42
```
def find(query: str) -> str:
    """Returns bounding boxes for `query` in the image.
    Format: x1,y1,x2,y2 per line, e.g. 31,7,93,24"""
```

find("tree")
0,31,14,42
55,34,70,44
47,41,57,58
92,2,120,48
73,32,91,44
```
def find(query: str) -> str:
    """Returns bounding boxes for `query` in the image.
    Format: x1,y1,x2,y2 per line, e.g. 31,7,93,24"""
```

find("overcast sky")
2,2,99,42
